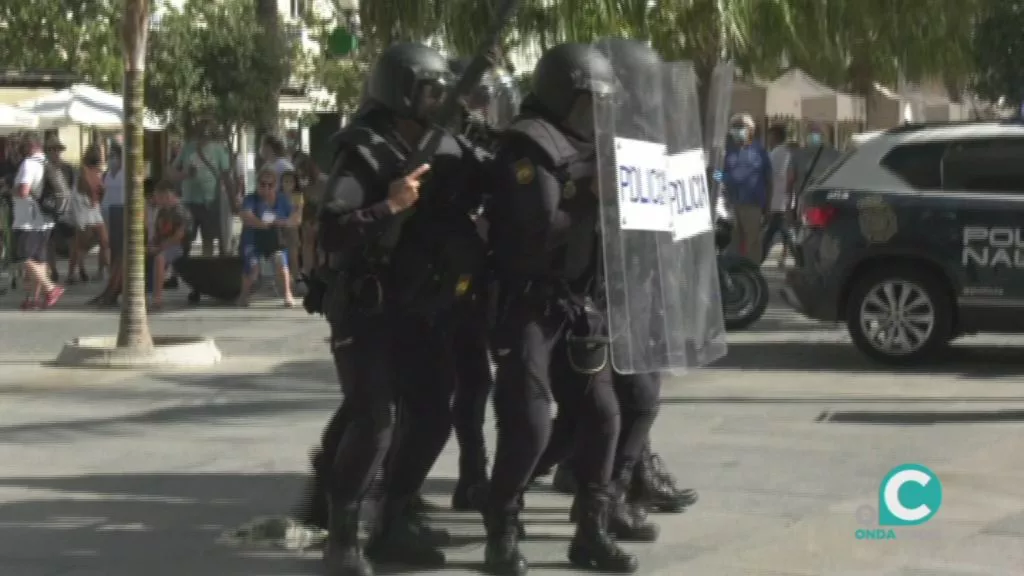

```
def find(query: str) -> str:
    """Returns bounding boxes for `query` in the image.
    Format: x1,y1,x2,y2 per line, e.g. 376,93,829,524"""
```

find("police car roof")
818,120,1024,192
882,120,1024,143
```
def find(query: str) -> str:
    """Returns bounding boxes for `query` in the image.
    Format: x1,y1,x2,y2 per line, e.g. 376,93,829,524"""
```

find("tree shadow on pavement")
150,359,339,394
0,473,319,576
710,341,1024,378
0,474,571,576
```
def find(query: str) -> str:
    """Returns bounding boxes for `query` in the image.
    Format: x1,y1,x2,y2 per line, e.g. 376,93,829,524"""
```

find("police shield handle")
386,164,431,214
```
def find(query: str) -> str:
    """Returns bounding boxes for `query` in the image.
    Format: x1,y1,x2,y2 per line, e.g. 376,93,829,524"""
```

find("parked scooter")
713,196,769,331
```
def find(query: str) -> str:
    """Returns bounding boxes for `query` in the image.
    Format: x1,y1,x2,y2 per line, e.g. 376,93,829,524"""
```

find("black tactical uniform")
483,43,637,576
313,42,488,576
448,58,522,513
539,39,700,518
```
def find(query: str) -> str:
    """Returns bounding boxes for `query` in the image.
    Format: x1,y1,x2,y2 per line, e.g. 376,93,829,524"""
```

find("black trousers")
487,297,620,515
451,289,494,480
326,309,456,509
538,371,661,482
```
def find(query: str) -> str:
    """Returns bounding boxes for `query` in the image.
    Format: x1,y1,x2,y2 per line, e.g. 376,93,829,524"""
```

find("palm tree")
256,0,283,142
117,0,153,350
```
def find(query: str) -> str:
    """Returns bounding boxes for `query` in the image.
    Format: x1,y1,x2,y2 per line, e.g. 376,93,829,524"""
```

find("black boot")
630,447,698,513
569,485,659,543
452,476,489,512
551,463,578,495
397,495,450,546
483,510,528,576
567,495,638,573
323,497,373,576
295,449,329,530
608,470,659,542
365,496,446,568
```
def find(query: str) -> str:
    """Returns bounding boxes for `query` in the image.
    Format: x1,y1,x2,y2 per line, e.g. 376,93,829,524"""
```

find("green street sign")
328,27,358,57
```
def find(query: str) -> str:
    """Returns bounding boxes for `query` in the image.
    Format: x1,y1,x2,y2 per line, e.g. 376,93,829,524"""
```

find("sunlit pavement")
2,250,1024,575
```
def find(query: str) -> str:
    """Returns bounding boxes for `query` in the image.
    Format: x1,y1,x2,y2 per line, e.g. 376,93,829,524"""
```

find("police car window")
879,143,947,189
810,148,855,185
942,138,1024,193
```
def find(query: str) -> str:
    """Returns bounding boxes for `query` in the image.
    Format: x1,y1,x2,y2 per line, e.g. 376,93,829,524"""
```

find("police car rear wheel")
845,266,952,365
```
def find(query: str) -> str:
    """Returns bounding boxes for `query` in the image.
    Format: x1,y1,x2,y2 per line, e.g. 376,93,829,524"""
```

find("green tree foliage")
300,4,369,118
145,0,292,134
972,0,1024,108
0,0,122,89
785,0,980,97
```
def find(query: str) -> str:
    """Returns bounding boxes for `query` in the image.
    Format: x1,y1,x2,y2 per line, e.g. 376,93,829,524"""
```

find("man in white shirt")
260,134,294,179
12,132,64,309
761,124,795,267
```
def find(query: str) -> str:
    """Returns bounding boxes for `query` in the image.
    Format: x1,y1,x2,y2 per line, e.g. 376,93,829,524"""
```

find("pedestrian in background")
790,122,842,205
11,132,64,310
762,123,794,268
722,112,772,261
67,144,108,283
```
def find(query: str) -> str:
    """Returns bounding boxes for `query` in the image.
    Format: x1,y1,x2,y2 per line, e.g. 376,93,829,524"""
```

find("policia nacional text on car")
483,43,640,575
310,43,490,576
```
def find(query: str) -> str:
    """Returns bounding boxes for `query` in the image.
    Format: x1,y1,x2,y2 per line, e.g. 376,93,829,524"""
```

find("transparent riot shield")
592,44,691,374
703,62,735,209
663,61,728,367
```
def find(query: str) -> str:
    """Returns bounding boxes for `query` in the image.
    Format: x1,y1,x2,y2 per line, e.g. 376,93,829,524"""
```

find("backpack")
32,157,72,219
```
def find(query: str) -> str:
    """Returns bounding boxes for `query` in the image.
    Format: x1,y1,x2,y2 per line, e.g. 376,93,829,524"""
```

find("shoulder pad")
332,125,404,178
506,117,578,167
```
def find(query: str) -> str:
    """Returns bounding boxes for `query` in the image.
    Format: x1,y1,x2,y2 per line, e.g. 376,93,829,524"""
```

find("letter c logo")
878,464,942,526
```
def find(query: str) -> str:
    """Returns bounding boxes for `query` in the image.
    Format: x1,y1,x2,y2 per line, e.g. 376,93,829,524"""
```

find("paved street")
2,256,1024,575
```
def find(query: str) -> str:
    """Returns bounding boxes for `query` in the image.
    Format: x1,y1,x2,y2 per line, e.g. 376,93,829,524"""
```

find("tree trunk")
847,51,875,121
117,0,154,350
255,0,282,146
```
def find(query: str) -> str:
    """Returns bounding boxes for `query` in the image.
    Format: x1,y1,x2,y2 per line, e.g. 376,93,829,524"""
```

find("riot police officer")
537,39,699,519
483,42,637,576
314,42,488,576
449,59,521,512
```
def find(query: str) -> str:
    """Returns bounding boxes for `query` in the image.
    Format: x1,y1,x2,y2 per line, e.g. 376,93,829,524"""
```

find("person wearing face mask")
309,42,490,576
483,42,637,576
790,122,842,208
722,112,772,261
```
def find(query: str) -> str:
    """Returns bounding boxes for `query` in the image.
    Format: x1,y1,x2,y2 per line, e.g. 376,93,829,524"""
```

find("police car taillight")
802,205,837,228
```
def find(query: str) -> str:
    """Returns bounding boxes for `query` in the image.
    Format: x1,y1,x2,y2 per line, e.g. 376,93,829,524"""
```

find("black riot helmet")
366,43,453,122
531,43,617,138
595,38,663,137
595,38,661,99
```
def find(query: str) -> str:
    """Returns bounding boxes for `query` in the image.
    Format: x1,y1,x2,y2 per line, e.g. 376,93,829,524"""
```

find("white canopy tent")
730,80,767,118
762,73,804,118
772,69,866,123
867,83,924,129
16,84,163,130
0,103,39,134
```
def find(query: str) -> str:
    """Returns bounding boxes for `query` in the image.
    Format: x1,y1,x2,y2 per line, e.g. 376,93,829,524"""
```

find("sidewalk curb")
54,335,222,369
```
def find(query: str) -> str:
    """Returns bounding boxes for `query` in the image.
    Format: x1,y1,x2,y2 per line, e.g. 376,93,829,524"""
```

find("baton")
378,0,520,250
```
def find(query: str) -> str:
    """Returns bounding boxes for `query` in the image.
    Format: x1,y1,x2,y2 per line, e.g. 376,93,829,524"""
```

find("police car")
781,120,1024,364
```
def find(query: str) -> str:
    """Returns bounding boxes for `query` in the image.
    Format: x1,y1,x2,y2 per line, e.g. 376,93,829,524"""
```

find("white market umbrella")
16,83,163,130
0,103,39,134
